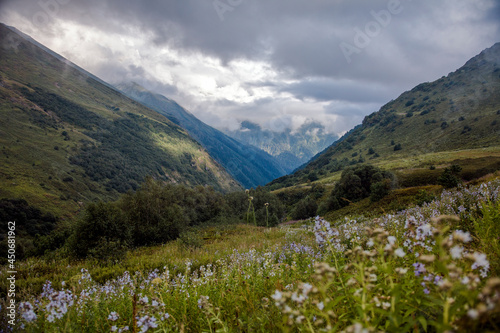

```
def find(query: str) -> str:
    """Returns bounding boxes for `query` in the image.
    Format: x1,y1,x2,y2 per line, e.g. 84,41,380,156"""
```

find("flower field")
4,180,500,332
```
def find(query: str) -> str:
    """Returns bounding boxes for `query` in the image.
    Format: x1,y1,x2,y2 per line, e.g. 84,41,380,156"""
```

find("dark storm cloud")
280,78,394,103
0,0,498,134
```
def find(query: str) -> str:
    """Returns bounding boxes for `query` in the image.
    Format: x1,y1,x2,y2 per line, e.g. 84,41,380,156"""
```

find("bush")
292,196,318,220
438,165,462,188
370,179,391,202
329,165,394,209
68,202,131,259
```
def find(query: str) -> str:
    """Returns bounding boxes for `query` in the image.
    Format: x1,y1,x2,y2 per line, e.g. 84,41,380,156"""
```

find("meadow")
1,179,500,332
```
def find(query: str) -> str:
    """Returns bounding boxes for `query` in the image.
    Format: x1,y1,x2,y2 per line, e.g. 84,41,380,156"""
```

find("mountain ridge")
116,82,287,189
268,42,500,190
0,23,240,216
222,120,339,171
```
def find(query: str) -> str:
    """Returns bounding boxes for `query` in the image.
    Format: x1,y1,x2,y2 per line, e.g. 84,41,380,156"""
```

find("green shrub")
370,179,392,202
292,196,318,220
438,165,462,188
68,202,131,259
330,165,394,208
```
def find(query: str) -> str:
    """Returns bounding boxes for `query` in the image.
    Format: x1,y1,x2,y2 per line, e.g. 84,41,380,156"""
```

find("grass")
3,180,500,332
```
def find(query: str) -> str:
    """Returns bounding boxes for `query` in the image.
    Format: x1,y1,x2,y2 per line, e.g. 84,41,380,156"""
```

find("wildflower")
136,315,158,333
394,248,406,258
161,313,170,320
395,267,408,275
382,302,391,310
470,252,490,278
317,302,325,310
413,263,426,276
461,276,470,285
139,296,149,304
19,302,37,322
366,238,374,248
151,300,159,307
111,326,118,332
387,236,397,245
449,245,463,259
198,296,209,309
421,224,432,235
301,283,313,295
467,309,479,320
453,230,472,243
271,290,283,301
368,274,377,282
108,312,119,321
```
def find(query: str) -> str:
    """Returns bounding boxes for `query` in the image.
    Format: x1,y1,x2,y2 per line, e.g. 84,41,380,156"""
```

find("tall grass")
2,180,500,332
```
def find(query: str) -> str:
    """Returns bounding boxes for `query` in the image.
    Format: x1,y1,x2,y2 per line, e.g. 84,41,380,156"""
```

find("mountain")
116,82,287,188
269,43,500,190
223,121,339,171
0,23,240,216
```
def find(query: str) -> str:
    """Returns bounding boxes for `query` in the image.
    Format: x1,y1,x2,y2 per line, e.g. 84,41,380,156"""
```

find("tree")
327,165,394,210
69,202,131,260
438,164,462,188
292,196,318,220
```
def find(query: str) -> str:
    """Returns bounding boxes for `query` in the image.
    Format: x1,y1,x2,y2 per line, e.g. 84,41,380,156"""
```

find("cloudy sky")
1,0,499,135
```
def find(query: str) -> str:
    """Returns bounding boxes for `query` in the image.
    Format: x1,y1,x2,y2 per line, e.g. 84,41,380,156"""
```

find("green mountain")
222,120,339,171
116,82,287,188
0,24,240,217
270,43,500,190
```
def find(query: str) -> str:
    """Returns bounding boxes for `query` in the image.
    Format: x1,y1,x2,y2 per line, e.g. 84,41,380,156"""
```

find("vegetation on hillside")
0,24,240,220
2,179,500,332
117,82,287,189
269,43,500,191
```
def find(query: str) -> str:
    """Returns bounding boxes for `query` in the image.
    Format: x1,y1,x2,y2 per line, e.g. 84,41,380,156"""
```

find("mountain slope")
223,120,338,171
269,43,500,189
0,24,240,216
116,82,287,188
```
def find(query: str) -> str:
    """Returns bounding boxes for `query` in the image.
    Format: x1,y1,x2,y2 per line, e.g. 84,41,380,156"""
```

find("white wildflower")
394,248,406,258
450,245,463,259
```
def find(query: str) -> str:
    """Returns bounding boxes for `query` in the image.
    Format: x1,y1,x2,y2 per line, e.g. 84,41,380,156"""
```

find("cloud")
0,0,498,136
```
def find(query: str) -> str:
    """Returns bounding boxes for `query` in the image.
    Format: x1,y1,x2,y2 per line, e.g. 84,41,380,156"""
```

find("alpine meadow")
1,1,500,332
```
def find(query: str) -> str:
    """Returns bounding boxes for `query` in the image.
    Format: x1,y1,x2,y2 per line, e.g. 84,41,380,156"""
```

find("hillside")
116,82,287,188
269,43,500,190
0,24,240,217
222,120,338,171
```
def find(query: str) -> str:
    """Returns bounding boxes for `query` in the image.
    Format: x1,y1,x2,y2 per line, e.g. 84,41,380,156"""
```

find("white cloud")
1,0,498,136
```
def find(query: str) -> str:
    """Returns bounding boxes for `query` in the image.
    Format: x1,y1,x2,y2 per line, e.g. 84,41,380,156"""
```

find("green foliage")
65,179,285,259
292,195,318,220
438,165,462,188
68,202,131,260
370,178,392,202
179,229,204,249
474,201,500,276
0,199,58,262
415,189,437,206
329,165,394,209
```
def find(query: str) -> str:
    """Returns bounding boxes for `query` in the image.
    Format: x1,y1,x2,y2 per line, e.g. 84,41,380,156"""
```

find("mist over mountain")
223,121,338,171
0,23,240,215
116,82,287,188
